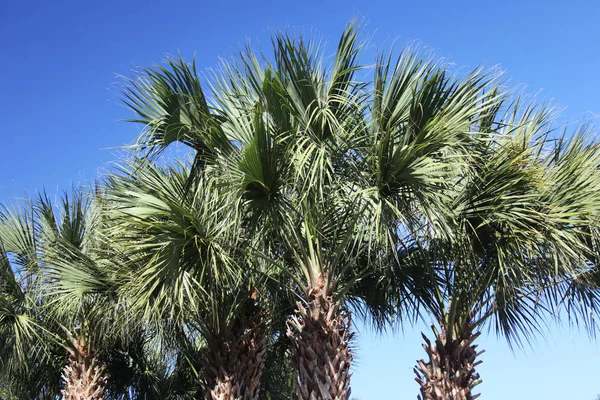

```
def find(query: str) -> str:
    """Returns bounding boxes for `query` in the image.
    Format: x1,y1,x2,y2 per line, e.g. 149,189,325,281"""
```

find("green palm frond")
233,102,289,220
104,160,250,331
0,202,62,395
0,201,39,275
407,99,600,348
122,57,234,181
34,191,115,321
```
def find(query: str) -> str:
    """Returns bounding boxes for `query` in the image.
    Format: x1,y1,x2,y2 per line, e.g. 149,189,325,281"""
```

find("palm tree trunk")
204,321,268,400
414,321,483,400
287,274,353,400
61,336,107,400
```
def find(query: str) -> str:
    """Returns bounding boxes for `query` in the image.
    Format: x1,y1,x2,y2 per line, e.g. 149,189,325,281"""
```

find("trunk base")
287,275,353,400
414,323,483,400
61,337,107,400
204,317,267,400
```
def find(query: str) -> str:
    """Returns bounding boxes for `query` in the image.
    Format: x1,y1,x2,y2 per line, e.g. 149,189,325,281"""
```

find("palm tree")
103,161,271,400
0,200,64,399
412,105,600,399
36,190,117,400
120,23,507,399
0,190,142,399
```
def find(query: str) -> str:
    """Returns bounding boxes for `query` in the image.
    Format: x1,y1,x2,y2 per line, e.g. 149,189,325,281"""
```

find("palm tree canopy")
119,23,513,327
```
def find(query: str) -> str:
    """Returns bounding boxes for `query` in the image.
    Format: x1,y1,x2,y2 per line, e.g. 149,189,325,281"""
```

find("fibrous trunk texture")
204,308,268,400
414,321,483,400
61,337,107,400
287,273,353,400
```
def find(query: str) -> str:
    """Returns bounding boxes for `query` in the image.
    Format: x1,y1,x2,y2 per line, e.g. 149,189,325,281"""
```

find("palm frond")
122,57,233,178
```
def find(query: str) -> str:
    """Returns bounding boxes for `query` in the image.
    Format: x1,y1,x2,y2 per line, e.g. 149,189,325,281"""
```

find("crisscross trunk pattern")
287,274,353,400
414,322,483,400
204,322,268,400
61,337,107,400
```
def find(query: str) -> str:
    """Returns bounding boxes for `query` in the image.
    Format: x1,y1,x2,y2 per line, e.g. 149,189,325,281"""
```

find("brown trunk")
61,337,107,400
414,322,483,400
287,273,353,400
204,319,267,400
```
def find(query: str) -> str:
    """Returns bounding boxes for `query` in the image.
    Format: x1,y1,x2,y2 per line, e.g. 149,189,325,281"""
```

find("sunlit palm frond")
122,57,234,179
413,101,600,348
34,191,115,324
104,161,247,332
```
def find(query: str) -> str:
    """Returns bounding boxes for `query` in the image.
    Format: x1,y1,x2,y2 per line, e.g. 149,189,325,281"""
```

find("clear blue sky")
1,0,599,398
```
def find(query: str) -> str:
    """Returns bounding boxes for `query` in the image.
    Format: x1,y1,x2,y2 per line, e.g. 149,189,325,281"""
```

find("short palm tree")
0,190,139,399
37,191,118,400
103,161,271,400
0,200,64,399
412,105,600,400
121,23,508,399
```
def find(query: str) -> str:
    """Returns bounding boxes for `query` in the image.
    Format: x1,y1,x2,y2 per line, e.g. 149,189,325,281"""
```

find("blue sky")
1,0,599,398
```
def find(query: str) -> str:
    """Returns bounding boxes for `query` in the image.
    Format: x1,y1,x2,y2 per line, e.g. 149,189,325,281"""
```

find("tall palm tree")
412,105,600,400
121,23,506,399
